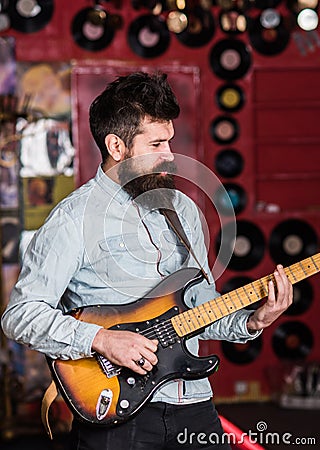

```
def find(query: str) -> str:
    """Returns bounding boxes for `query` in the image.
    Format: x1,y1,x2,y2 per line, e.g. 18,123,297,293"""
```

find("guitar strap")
160,208,210,284
41,379,59,439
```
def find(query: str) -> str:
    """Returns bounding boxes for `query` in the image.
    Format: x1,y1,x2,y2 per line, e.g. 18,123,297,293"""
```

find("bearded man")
1,72,292,450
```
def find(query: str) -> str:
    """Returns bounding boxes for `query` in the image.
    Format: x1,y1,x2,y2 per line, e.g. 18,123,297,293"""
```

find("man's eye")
152,143,160,147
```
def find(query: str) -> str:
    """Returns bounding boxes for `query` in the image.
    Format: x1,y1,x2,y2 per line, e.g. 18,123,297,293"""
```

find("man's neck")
101,160,120,184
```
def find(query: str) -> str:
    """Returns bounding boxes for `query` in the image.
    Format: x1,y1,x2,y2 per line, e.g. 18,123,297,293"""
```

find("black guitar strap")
160,208,210,284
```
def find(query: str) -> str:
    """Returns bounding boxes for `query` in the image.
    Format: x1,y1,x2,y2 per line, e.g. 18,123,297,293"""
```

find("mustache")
118,159,177,185
152,160,177,175
118,159,177,209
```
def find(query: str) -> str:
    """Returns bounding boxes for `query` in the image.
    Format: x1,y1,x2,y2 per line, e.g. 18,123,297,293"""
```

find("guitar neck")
171,253,320,338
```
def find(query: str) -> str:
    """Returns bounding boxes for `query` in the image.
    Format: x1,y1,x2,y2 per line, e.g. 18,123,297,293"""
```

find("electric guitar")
47,253,320,426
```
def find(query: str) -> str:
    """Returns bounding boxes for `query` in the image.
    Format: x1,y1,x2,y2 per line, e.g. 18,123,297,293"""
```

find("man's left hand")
246,264,293,332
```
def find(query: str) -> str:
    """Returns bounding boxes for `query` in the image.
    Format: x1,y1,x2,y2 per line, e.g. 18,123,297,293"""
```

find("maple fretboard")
171,253,320,337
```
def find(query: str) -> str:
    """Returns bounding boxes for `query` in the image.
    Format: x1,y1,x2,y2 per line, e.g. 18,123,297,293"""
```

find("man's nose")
160,145,174,162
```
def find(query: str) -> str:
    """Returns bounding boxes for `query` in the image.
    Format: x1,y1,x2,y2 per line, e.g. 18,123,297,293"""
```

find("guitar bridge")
96,354,121,378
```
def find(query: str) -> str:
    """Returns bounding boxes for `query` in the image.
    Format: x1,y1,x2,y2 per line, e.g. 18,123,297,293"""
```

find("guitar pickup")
154,322,177,347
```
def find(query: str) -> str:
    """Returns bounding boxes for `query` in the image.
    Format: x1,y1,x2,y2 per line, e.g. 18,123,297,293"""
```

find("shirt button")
119,242,125,248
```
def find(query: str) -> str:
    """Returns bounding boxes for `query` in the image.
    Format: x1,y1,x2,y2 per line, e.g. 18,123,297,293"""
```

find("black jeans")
68,400,231,450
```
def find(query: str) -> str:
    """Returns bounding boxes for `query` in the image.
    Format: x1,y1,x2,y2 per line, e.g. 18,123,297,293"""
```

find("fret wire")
221,296,232,315
225,296,236,315
224,293,236,314
234,288,245,308
172,253,320,337
258,276,269,298
200,303,213,323
228,292,239,311
310,255,319,272
214,296,225,318
196,307,208,327
174,315,190,334
299,261,308,277
287,264,298,282
189,308,204,329
249,281,260,301
242,286,252,303
241,286,256,307
181,310,195,333
203,302,219,321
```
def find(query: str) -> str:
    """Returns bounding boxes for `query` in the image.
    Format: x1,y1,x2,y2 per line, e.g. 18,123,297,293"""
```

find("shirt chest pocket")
160,229,189,271
97,234,159,282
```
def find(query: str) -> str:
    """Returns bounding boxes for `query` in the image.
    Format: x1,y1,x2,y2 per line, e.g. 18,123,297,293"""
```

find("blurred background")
0,0,319,448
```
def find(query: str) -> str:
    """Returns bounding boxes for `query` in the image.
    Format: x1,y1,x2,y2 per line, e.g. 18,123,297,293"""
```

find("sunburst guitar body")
47,254,320,426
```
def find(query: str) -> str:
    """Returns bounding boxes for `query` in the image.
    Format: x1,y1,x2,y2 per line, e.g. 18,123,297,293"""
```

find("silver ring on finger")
135,357,146,367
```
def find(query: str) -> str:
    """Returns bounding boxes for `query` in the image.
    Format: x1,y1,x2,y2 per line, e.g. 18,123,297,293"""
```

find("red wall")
2,0,320,402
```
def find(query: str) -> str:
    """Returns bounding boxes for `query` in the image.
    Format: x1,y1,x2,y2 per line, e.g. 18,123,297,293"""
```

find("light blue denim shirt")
2,166,260,403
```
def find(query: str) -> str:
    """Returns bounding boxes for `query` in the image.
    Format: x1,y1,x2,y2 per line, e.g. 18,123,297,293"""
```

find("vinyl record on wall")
285,279,313,316
269,219,318,265
215,84,245,112
8,0,54,33
247,13,290,56
216,220,265,270
213,183,247,215
210,116,239,145
128,14,170,58
272,321,314,360
71,7,115,51
221,276,263,310
221,336,263,364
215,149,244,178
209,39,252,80
175,6,215,47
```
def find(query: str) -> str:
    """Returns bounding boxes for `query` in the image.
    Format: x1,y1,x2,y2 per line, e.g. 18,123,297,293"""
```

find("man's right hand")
92,328,158,375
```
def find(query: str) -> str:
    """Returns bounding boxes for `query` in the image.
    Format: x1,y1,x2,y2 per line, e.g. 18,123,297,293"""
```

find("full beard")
118,159,177,210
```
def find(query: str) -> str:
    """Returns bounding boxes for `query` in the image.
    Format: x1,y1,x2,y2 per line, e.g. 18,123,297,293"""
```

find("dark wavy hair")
89,71,180,162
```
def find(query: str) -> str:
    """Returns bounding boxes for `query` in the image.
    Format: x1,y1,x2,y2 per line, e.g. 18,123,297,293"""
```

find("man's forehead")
139,116,174,132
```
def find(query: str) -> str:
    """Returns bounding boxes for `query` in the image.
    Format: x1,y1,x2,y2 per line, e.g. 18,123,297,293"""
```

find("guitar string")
136,292,248,341
134,293,248,342
102,259,320,370
138,319,178,342
135,286,263,341
132,258,320,341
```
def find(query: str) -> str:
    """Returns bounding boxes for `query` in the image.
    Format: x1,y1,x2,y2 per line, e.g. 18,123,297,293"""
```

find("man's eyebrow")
149,135,175,143
149,138,166,143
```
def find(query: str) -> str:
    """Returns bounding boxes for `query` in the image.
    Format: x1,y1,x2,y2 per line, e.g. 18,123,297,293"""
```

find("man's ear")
105,134,126,162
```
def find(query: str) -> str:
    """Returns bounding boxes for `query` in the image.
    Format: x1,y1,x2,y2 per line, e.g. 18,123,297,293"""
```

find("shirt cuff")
73,322,103,359
233,309,263,340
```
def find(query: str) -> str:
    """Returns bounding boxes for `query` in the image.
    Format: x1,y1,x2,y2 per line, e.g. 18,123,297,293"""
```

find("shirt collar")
95,165,132,205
